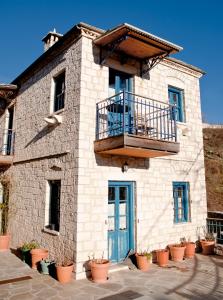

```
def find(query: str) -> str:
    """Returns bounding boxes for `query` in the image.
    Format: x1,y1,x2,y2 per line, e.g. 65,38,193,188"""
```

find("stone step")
109,263,129,273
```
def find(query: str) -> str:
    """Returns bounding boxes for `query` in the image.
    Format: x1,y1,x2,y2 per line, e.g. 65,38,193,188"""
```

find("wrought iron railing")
0,129,15,155
96,91,177,142
207,218,223,244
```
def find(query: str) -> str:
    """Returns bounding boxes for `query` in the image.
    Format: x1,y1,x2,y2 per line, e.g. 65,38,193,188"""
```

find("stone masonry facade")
0,23,207,279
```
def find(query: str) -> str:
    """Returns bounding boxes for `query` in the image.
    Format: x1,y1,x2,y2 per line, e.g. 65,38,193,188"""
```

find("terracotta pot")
156,249,169,267
135,253,150,271
30,248,48,269
170,245,186,262
184,242,196,258
56,263,73,283
201,240,215,255
152,250,159,263
0,234,10,251
90,259,110,283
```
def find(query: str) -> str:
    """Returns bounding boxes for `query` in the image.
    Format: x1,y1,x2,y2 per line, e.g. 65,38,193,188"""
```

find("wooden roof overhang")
0,84,17,101
0,84,17,112
94,24,183,76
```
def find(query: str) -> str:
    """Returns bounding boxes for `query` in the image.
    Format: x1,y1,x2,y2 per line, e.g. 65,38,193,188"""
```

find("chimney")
42,28,63,52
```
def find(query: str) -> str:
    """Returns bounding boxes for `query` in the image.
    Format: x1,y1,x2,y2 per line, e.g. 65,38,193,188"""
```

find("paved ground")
0,251,223,300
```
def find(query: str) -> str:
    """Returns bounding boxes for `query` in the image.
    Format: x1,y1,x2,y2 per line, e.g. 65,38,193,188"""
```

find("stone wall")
75,34,207,278
3,37,82,263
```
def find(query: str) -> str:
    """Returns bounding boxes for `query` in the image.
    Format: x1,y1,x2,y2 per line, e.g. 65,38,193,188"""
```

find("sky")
0,0,222,124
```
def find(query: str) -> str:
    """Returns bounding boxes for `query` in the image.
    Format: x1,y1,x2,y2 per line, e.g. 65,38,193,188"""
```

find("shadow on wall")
25,124,58,148
95,153,150,170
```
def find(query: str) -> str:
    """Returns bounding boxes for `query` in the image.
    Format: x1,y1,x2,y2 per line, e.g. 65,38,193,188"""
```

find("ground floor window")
173,182,190,223
45,180,61,231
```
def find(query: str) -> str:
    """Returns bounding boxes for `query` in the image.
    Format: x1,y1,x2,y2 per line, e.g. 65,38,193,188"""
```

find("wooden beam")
94,134,180,158
124,134,180,153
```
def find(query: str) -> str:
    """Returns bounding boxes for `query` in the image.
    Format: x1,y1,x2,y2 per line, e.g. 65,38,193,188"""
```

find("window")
173,182,190,223
168,86,184,122
53,72,65,112
45,180,61,231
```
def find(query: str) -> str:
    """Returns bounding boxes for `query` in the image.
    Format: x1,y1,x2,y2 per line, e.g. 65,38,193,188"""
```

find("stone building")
0,22,207,279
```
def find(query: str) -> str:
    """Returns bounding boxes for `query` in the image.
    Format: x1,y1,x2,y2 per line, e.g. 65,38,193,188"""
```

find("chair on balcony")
135,113,157,138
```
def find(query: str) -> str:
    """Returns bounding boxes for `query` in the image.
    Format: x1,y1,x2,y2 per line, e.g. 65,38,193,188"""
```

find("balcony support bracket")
140,51,170,78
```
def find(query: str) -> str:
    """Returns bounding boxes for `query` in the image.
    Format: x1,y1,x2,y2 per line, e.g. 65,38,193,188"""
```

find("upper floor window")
173,182,190,223
53,71,65,112
168,86,185,122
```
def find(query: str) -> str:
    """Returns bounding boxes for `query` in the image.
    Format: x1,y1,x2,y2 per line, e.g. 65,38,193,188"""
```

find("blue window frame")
168,86,184,122
173,182,190,223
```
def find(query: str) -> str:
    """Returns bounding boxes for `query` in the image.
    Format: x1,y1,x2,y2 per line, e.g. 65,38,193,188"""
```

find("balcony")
94,92,180,158
0,129,14,166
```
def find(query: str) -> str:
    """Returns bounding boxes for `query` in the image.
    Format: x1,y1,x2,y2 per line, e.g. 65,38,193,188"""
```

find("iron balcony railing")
0,129,15,155
96,91,177,142
207,218,223,244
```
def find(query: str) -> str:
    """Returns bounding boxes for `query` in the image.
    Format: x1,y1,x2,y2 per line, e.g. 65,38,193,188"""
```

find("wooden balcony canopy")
94,23,183,68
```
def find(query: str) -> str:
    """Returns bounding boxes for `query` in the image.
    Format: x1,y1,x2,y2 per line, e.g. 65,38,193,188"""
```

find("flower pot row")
136,240,216,272
19,241,74,284
136,242,196,271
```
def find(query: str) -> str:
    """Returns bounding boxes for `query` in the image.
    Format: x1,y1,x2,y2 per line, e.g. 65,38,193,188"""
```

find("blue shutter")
183,182,189,222
168,87,184,122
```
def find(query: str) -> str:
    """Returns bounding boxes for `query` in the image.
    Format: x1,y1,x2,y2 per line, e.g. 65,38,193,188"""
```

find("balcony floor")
0,155,13,166
94,134,180,158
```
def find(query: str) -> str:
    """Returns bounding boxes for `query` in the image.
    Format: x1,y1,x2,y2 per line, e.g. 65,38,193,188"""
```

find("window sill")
51,108,65,116
42,227,60,236
173,221,191,225
176,122,187,127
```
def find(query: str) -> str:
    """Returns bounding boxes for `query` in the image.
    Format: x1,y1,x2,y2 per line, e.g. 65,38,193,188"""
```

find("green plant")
202,226,215,241
88,251,108,264
205,233,215,241
138,250,152,261
20,240,40,251
0,175,11,235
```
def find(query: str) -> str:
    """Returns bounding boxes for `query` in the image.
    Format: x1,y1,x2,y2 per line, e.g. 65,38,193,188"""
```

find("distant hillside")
203,127,223,212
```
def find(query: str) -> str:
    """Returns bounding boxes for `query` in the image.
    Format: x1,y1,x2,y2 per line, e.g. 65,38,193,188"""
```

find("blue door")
108,69,133,136
108,181,134,263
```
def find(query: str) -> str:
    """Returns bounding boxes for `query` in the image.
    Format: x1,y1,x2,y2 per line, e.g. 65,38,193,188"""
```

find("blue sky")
0,0,222,123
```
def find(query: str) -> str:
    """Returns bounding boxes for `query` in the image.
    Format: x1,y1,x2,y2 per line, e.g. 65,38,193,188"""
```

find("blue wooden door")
108,181,134,263
108,69,133,136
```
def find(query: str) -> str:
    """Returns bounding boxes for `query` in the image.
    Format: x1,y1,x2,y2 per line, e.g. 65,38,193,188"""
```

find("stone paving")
1,251,223,300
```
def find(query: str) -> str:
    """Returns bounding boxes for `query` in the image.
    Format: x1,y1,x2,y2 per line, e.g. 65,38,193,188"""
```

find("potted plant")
30,246,49,270
0,175,14,251
20,240,40,265
0,201,10,251
89,253,110,283
169,244,186,262
40,258,55,275
180,237,196,259
156,249,169,267
135,250,152,271
56,258,74,283
200,232,215,255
